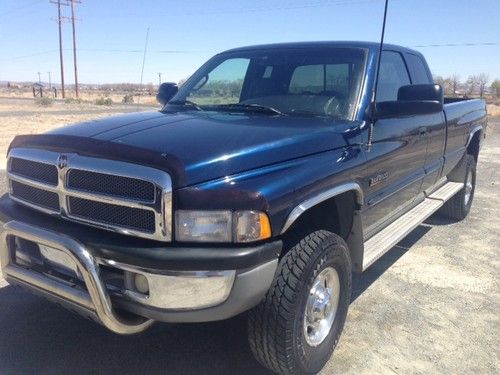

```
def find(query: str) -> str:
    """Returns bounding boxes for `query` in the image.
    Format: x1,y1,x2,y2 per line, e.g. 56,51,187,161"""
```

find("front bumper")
0,196,281,334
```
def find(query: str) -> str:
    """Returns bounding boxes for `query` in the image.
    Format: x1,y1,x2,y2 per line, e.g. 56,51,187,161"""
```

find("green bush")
122,94,134,104
35,97,53,107
64,97,83,104
95,97,113,106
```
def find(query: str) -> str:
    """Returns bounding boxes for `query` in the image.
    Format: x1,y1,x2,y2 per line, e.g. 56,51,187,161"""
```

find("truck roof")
222,41,424,57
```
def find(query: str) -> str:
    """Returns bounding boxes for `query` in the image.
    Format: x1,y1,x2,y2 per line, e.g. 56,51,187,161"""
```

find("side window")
405,53,431,84
376,51,410,102
188,58,250,104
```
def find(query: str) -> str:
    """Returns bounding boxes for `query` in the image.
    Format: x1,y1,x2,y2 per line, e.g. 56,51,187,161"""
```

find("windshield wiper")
289,109,341,119
167,100,204,111
214,103,286,116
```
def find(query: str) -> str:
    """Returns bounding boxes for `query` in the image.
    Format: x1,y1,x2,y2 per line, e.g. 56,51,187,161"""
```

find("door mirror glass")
156,82,178,105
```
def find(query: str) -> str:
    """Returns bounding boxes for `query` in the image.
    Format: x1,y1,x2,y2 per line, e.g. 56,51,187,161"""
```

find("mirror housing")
398,84,443,104
374,84,444,120
156,82,178,105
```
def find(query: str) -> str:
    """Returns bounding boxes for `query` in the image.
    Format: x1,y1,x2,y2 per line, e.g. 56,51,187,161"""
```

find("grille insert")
10,158,58,185
11,180,60,211
68,196,156,233
7,149,172,241
67,169,155,201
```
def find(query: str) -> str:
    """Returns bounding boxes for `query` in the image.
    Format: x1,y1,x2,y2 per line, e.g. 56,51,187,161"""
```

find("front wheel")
248,230,352,375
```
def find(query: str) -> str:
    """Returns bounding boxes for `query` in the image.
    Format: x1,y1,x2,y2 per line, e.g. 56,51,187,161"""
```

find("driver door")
361,51,428,238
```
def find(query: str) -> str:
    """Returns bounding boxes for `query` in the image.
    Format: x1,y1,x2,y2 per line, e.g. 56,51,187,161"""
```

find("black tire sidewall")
292,234,351,374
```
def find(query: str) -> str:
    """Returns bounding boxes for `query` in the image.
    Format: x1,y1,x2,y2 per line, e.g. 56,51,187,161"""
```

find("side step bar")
362,181,464,271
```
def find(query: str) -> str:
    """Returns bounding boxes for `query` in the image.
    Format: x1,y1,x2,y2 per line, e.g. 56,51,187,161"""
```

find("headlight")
175,210,271,243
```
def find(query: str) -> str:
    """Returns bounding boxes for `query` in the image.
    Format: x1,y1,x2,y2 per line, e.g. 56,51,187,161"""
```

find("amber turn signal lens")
259,212,272,240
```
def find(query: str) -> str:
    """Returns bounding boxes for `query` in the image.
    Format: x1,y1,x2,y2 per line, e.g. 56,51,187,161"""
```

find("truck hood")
48,111,359,186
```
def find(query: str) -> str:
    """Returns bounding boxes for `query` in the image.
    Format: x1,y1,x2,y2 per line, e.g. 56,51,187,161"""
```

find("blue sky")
1,0,499,85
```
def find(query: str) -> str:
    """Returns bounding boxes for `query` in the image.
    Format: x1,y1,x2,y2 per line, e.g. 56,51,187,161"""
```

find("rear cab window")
289,64,350,97
404,53,432,84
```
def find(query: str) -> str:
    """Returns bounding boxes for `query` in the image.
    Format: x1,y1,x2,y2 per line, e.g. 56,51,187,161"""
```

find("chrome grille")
67,169,156,202
7,148,172,241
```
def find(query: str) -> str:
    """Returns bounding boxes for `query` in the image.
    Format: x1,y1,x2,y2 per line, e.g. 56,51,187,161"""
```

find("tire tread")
248,230,350,375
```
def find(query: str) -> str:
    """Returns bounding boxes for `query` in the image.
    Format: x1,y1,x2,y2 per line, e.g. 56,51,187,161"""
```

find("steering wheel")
319,90,347,117
318,90,346,101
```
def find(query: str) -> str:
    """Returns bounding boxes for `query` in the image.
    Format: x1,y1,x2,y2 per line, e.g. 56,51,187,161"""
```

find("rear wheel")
439,154,476,221
248,230,351,375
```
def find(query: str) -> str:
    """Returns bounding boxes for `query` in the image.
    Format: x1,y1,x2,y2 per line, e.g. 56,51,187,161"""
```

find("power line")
0,49,59,61
412,42,498,48
2,40,498,63
0,0,40,16
97,0,378,18
0,48,213,62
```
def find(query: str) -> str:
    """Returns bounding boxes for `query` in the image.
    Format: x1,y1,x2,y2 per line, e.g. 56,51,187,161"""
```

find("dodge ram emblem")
57,154,68,169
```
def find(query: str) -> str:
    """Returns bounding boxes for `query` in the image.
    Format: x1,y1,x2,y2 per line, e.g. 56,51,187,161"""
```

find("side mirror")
398,84,443,104
374,84,444,120
156,82,178,105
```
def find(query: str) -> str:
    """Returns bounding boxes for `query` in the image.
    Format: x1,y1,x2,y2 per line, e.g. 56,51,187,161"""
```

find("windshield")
166,47,367,120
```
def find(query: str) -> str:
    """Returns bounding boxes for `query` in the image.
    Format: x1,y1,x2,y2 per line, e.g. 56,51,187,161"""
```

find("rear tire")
248,230,351,375
439,154,476,221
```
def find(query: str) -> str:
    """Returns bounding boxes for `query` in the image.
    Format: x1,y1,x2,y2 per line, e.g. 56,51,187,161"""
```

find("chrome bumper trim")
0,221,237,333
102,259,235,310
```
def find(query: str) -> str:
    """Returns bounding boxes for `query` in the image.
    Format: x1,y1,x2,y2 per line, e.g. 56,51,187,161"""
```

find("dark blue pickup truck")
0,42,487,374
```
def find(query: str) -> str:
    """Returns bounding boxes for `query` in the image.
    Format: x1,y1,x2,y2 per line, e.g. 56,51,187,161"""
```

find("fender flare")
280,182,364,234
465,125,484,149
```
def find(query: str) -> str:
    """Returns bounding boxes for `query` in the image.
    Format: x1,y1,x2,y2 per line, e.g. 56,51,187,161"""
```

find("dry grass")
0,97,155,165
0,88,158,106
487,104,500,117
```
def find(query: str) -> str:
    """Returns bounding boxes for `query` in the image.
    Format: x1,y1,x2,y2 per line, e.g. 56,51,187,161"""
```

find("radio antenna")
137,27,150,110
367,0,389,151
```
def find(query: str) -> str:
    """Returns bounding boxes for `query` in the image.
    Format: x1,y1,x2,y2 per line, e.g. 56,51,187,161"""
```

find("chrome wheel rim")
464,171,473,205
303,267,340,347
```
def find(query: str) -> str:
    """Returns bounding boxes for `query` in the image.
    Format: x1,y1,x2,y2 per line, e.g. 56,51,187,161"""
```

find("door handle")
418,127,428,137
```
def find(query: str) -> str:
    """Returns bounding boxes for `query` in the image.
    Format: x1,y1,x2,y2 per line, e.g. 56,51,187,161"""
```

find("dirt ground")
0,97,157,166
0,98,498,374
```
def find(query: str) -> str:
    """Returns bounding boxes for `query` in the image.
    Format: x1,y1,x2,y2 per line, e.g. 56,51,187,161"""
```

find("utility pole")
69,0,80,98
50,0,68,98
158,72,162,86
48,72,52,89
37,72,41,83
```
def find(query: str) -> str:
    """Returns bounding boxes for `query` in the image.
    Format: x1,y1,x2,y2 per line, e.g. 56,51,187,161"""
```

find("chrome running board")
362,181,464,271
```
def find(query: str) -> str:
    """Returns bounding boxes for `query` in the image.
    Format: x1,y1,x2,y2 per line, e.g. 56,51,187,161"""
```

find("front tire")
248,230,352,375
